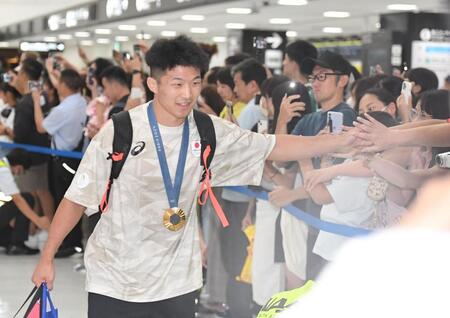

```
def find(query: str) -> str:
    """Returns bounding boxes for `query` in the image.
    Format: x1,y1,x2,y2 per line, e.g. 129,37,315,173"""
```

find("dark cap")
301,51,352,76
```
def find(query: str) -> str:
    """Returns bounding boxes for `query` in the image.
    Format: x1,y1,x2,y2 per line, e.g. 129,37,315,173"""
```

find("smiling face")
147,65,202,126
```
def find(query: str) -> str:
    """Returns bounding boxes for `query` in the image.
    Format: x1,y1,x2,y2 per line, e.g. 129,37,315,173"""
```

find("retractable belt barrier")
0,141,372,237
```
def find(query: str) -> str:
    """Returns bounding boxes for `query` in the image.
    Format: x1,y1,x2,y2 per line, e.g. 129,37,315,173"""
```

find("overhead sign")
46,5,95,31
106,0,129,18
265,33,283,49
20,41,65,52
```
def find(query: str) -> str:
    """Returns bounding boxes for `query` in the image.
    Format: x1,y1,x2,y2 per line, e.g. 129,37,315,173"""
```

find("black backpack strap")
193,109,216,181
98,111,133,213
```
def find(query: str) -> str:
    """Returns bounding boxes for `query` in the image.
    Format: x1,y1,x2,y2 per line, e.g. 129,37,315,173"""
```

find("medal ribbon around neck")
147,102,189,212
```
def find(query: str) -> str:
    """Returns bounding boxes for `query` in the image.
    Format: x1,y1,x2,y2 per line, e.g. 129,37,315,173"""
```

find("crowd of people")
0,35,448,317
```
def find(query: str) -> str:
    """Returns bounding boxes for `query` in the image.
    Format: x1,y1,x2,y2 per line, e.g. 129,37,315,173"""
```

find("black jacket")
13,94,50,166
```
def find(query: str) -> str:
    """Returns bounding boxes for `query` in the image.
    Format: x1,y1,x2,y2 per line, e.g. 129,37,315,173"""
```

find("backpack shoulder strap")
98,111,133,213
193,109,216,181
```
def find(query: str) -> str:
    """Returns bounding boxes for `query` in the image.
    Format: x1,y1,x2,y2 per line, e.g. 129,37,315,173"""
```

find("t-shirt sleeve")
64,121,113,216
209,116,276,187
43,107,66,135
326,177,371,213
237,105,263,130
0,160,19,196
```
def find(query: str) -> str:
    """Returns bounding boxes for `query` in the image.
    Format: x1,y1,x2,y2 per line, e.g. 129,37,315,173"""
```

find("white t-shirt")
65,103,276,302
281,229,450,318
0,157,20,196
313,175,375,261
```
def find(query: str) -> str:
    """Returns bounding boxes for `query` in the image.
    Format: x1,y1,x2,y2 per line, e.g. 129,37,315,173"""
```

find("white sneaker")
24,233,39,249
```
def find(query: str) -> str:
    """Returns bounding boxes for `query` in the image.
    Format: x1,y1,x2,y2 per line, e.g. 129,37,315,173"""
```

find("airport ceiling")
0,0,449,45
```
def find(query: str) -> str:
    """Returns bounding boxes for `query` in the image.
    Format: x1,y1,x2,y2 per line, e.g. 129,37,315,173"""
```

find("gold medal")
163,208,186,231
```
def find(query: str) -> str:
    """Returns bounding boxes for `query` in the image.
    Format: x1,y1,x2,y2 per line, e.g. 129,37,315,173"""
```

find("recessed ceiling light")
286,31,298,37
118,24,137,31
375,22,381,29
190,27,208,34
323,11,350,18
212,36,227,43
387,4,418,11
136,33,151,40
80,40,93,46
0,42,10,48
225,23,246,29
147,20,166,26
182,14,205,21
323,27,343,33
95,28,112,35
44,36,57,42
96,38,110,44
161,30,177,37
58,34,72,40
226,8,252,14
115,36,129,42
269,18,292,24
75,31,90,38
278,0,308,6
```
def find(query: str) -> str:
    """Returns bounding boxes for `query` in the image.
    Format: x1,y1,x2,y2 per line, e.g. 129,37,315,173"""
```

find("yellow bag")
235,225,255,284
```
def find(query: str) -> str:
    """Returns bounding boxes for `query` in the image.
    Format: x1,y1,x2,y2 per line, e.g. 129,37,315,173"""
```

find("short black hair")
419,89,450,120
6,148,31,169
1,83,21,100
200,85,225,116
232,58,267,88
59,69,83,92
21,58,43,81
363,88,396,106
378,75,403,98
405,67,439,94
205,66,221,86
260,75,290,98
100,65,129,88
361,111,398,128
285,40,318,66
145,35,209,79
354,74,387,111
90,57,114,84
216,67,234,89
225,53,252,67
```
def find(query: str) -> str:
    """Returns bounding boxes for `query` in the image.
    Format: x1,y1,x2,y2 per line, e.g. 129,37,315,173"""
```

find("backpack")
88,109,218,232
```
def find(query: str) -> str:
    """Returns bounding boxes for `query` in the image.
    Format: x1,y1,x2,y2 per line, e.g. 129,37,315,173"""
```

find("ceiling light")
225,23,246,29
161,30,177,37
323,11,350,18
269,18,292,24
190,27,208,34
278,0,308,6
115,36,129,42
147,20,166,26
44,36,57,42
118,24,137,31
226,8,252,14
0,42,9,48
58,34,72,40
136,33,151,40
323,27,343,33
286,31,298,37
375,22,381,29
96,38,110,44
387,4,418,11
80,40,93,46
212,36,227,43
182,14,205,21
95,28,112,35
75,31,90,38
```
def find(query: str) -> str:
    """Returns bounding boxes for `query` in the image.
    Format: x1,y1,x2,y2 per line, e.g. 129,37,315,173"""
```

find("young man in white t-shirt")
32,36,354,318
0,154,50,254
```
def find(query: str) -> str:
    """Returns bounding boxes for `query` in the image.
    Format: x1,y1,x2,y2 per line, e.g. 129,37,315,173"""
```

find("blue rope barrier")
0,141,83,159
0,141,371,237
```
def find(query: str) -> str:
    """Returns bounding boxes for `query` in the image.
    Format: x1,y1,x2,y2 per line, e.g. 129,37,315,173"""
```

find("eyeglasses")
307,72,343,83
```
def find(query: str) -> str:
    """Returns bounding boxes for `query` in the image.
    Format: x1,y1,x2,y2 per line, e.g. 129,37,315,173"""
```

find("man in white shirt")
32,36,353,318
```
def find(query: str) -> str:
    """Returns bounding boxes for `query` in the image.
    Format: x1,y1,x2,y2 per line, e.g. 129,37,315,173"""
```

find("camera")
122,52,132,60
2,73,11,83
285,81,312,115
436,151,450,169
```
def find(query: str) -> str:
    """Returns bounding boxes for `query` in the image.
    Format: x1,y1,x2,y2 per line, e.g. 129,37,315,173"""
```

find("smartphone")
133,44,141,54
401,81,412,103
369,66,376,76
122,52,132,60
258,119,269,134
2,73,11,83
28,80,41,92
327,111,343,134
87,67,95,86
286,81,312,115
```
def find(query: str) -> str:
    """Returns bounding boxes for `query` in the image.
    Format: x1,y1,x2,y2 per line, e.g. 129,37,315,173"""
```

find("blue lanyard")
147,102,189,208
